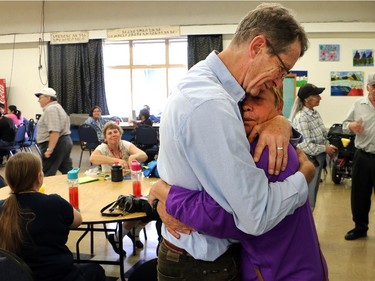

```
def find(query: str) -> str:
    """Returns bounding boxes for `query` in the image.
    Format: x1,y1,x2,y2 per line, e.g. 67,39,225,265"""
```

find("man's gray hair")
231,2,309,57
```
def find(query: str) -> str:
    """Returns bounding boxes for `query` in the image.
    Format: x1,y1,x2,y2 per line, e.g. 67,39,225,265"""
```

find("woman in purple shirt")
150,87,328,281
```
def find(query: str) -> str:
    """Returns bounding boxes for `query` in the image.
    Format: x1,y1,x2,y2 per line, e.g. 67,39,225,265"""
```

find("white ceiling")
0,1,373,36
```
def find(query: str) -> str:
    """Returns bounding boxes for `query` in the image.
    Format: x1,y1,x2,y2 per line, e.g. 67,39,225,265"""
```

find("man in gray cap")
35,87,73,176
343,72,375,240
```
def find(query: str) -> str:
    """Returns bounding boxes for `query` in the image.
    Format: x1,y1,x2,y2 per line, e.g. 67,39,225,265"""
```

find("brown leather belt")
162,239,240,257
162,239,191,256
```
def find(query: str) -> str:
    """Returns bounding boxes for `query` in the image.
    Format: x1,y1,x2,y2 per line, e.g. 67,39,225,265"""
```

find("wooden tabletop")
0,174,157,224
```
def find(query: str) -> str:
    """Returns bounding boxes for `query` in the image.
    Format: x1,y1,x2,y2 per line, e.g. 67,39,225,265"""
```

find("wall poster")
353,49,374,66
0,79,6,111
330,71,364,96
290,70,308,87
319,44,340,62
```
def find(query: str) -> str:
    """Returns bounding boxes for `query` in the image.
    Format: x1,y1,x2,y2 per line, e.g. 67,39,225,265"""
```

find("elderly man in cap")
35,87,73,176
290,83,337,211
343,72,375,240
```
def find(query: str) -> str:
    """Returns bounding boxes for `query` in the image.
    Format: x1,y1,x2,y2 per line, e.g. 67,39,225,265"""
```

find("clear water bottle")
111,162,123,182
67,168,80,210
131,161,142,197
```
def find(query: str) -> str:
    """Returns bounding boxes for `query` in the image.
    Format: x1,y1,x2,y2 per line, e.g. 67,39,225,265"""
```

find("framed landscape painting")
330,71,364,96
353,49,374,66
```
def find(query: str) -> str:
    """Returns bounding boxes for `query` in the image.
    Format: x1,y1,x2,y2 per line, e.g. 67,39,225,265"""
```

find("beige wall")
1,1,374,36
0,1,374,126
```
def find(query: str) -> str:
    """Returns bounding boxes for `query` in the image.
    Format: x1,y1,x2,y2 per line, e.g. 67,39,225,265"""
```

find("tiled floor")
67,222,159,281
2,144,375,280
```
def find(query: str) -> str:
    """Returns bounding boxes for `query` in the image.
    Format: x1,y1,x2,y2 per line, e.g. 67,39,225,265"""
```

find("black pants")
351,149,375,231
39,135,73,176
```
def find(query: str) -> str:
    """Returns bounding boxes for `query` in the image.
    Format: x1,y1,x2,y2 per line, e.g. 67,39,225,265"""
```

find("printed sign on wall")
50,31,89,45
107,26,180,41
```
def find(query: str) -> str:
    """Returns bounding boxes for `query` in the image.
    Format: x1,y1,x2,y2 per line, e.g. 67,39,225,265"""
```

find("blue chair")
22,119,42,156
0,124,26,159
134,124,159,162
78,124,101,168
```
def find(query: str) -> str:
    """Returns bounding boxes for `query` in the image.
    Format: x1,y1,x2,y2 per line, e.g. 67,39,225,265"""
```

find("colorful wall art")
290,70,308,87
353,49,374,66
319,44,340,61
330,71,364,96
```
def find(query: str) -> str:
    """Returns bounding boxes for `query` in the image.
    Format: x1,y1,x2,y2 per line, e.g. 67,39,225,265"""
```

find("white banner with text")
107,26,180,41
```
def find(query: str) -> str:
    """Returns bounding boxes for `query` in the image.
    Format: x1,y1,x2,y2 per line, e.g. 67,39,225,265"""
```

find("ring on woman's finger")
276,147,284,150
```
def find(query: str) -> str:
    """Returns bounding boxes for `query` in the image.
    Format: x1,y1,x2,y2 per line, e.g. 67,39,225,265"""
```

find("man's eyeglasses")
266,39,290,79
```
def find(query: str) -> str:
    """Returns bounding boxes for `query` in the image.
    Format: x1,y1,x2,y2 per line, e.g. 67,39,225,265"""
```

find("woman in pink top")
6,105,24,127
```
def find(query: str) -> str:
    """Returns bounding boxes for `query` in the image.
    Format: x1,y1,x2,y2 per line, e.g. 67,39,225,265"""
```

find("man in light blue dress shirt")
156,3,313,280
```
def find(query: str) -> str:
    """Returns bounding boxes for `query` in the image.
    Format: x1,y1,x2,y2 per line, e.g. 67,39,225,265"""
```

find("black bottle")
111,163,123,182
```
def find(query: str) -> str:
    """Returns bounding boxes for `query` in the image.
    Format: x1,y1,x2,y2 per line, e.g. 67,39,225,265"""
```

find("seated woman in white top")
90,121,148,256
90,121,147,172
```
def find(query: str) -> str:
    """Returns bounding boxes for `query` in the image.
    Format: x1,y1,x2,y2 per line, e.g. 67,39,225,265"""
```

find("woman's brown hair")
103,121,124,140
0,153,42,253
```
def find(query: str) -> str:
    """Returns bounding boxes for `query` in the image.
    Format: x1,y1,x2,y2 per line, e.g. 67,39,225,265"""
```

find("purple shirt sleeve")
166,142,299,238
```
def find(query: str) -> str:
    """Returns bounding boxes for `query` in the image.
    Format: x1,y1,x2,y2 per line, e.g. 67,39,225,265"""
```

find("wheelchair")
327,123,356,184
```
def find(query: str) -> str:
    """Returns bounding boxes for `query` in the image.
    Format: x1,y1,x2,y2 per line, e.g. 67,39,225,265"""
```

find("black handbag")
100,195,158,219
